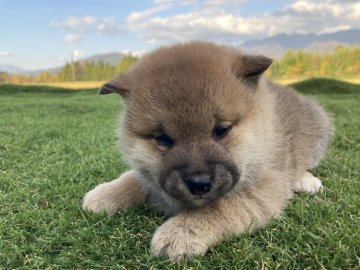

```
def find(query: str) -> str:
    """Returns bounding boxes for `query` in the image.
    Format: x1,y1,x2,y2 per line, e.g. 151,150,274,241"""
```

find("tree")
36,71,52,83
116,54,138,73
58,63,73,81
268,46,360,80
0,71,9,83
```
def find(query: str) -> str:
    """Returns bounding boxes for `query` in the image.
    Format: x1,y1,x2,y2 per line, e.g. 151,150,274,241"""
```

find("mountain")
241,29,360,59
16,52,125,76
79,52,123,66
305,41,350,53
0,64,27,74
25,66,63,76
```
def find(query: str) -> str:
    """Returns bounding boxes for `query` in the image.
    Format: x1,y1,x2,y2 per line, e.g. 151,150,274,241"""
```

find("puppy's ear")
99,74,129,98
233,54,272,84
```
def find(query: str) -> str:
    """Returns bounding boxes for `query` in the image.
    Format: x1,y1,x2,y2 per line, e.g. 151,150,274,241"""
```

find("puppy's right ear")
99,74,129,98
233,54,272,85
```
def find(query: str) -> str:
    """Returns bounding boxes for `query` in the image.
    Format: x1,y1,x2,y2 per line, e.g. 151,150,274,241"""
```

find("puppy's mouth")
192,197,211,207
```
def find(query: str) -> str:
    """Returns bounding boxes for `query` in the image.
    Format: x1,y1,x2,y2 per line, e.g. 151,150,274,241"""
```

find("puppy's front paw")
151,217,209,261
83,171,145,215
293,172,323,194
82,182,123,214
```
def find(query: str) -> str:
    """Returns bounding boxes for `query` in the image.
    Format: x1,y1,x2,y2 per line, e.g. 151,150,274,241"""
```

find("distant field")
0,78,359,269
24,81,106,89
13,77,360,89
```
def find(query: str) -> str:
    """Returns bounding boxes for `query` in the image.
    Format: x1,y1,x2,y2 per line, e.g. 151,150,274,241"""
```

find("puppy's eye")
213,126,232,140
154,133,174,148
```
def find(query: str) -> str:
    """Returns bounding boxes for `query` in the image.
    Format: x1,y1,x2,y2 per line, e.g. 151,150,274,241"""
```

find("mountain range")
1,29,359,75
241,29,360,58
0,64,28,74
0,52,124,76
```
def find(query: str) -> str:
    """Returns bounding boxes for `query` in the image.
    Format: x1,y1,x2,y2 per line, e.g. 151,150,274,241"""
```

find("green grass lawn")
0,79,359,269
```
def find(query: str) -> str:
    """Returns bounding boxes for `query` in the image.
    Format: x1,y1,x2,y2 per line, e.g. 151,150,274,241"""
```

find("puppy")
83,41,333,261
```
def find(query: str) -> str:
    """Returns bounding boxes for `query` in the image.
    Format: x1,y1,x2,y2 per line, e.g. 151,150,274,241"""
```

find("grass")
0,78,359,269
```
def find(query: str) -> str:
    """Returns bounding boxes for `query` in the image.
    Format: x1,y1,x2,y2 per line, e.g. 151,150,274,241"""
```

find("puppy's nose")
185,174,212,196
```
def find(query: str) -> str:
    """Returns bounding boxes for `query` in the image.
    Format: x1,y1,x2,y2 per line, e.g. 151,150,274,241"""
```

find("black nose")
185,174,212,196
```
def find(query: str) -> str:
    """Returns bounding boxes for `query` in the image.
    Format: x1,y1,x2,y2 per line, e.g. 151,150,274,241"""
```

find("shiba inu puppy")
82,41,333,261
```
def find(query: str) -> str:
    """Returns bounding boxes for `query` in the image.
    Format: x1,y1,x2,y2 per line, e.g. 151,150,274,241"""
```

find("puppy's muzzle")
159,143,240,205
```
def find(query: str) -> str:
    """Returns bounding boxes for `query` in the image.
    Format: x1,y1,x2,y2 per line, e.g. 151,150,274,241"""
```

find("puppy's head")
100,42,272,207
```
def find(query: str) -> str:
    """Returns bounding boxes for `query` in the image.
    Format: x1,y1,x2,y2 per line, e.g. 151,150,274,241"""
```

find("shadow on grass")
291,78,360,95
0,84,98,95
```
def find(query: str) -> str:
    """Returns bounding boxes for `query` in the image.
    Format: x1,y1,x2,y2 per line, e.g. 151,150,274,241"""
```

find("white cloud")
153,0,196,5
347,2,360,19
50,0,360,47
126,8,265,43
72,50,85,60
153,0,246,6
52,15,124,42
51,16,122,34
203,0,247,6
122,49,148,57
0,51,10,56
51,16,98,31
64,34,84,43
124,0,360,44
96,17,120,35
127,4,173,24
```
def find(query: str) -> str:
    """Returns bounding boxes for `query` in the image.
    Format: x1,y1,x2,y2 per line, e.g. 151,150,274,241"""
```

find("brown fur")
82,41,333,261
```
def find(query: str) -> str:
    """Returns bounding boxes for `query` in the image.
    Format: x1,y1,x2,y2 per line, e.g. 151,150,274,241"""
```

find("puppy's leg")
293,171,322,194
82,170,146,214
151,170,291,261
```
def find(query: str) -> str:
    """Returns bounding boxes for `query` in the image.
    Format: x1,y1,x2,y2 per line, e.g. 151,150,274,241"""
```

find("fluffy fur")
82,41,333,261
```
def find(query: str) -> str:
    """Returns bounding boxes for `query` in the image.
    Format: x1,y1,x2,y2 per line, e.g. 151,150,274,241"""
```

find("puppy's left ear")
234,54,272,84
99,74,129,98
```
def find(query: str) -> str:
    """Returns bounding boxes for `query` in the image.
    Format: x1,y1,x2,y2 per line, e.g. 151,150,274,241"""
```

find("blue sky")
1,0,359,70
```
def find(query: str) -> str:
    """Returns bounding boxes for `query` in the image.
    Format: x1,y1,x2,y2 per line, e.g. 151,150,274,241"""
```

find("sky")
0,0,359,71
